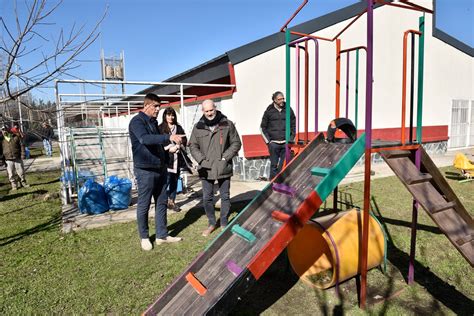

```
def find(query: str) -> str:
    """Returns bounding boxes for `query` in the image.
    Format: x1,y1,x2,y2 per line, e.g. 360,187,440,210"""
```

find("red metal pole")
280,0,309,32
333,9,367,40
304,40,309,143
289,31,333,42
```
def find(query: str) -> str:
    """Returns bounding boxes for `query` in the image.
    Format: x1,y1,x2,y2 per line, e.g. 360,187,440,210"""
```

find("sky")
1,0,472,102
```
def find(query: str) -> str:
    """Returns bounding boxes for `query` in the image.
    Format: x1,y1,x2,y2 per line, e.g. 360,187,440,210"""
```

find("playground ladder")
381,148,474,265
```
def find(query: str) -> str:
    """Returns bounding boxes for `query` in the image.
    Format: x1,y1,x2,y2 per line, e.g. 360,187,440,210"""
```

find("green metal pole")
285,28,291,162
355,49,360,130
416,15,425,143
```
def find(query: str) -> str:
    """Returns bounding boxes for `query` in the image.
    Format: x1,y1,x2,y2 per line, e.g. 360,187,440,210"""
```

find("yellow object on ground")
287,209,385,289
453,153,474,178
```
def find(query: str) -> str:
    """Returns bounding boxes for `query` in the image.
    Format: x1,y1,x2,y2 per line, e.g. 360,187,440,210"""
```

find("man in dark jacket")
129,93,184,251
260,91,296,179
189,99,242,236
1,125,29,190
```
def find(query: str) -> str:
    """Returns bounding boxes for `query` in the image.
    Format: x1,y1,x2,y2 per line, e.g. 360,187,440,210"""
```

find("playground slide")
381,148,474,266
143,133,366,315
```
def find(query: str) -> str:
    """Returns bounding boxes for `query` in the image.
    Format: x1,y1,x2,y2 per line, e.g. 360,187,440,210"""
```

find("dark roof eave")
226,1,368,65
433,28,474,57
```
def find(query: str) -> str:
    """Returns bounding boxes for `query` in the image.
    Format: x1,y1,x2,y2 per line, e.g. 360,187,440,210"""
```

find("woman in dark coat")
158,107,188,211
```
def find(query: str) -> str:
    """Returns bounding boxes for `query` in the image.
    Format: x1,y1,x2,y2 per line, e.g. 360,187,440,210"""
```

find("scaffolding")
55,79,235,205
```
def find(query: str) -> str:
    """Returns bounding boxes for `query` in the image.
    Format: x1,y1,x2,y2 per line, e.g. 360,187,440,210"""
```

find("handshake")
170,134,185,145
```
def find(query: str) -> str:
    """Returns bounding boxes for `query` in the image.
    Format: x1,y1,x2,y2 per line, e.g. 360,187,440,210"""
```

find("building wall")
100,1,472,180
231,3,473,149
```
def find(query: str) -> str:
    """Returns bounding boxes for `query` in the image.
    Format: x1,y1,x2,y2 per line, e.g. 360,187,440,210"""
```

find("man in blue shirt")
129,93,184,251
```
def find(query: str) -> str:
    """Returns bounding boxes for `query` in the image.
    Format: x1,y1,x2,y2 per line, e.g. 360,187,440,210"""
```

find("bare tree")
0,0,107,105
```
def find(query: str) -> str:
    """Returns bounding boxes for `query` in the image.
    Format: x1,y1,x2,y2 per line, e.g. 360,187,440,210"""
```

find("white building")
103,0,473,179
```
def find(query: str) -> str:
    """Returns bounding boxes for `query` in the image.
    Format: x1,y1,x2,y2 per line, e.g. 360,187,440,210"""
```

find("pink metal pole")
346,51,350,118
296,45,301,142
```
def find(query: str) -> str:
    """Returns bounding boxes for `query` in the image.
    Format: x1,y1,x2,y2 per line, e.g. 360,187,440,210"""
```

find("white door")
449,99,471,148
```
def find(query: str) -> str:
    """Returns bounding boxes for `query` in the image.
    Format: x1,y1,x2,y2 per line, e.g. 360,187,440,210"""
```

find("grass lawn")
0,166,472,314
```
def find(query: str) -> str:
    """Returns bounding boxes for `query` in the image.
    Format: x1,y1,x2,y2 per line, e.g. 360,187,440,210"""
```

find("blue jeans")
134,168,169,239
43,139,52,156
202,178,231,227
268,142,286,179
167,170,180,201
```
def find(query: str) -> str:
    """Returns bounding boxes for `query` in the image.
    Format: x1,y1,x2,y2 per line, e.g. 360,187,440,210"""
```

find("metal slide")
381,148,474,265
144,133,366,315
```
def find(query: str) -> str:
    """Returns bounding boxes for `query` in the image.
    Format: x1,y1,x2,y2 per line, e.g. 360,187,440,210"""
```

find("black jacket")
260,102,296,143
158,123,190,171
40,125,54,140
128,111,170,170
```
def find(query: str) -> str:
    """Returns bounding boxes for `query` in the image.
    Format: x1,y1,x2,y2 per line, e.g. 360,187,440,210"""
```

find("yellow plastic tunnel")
287,209,385,289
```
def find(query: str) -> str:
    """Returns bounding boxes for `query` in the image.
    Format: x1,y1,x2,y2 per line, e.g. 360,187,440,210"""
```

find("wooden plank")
382,150,411,159
406,173,432,185
430,201,457,214
456,233,474,246
384,156,424,185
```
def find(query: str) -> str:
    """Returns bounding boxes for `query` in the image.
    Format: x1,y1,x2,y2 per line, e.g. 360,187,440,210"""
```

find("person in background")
158,107,187,212
1,125,29,190
41,122,54,157
260,91,296,180
10,122,27,159
10,123,25,139
189,99,241,236
128,93,184,251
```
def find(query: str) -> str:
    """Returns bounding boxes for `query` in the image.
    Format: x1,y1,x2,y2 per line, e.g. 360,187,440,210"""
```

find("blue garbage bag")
104,175,132,210
78,179,109,214
77,170,95,186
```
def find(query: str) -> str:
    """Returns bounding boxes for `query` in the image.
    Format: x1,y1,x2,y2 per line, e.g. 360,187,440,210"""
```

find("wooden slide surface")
144,134,366,315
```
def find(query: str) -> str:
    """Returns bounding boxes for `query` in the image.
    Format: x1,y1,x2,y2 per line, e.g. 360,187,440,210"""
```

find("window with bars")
449,99,473,148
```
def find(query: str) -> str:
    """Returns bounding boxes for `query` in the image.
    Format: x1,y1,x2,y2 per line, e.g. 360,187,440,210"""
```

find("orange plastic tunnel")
287,209,386,289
